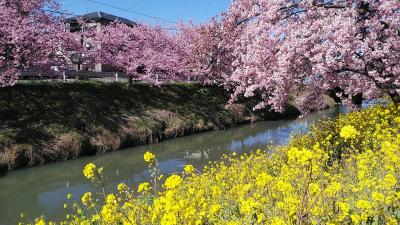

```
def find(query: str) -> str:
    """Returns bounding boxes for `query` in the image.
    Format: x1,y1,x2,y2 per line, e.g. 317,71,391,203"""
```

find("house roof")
67,11,136,26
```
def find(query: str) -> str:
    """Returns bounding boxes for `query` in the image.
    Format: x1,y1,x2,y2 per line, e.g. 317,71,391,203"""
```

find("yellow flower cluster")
340,124,358,139
24,105,400,225
144,151,156,164
137,182,150,193
82,163,96,180
81,192,91,207
117,183,128,192
184,164,195,174
101,194,119,223
164,174,182,189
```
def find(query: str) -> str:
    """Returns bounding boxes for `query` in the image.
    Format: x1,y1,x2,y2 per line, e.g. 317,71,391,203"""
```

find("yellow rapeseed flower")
35,218,46,225
81,192,92,207
101,204,117,223
137,182,150,193
143,151,156,164
106,194,117,205
184,164,195,174
340,125,357,139
210,204,222,215
383,173,397,188
164,174,182,189
161,213,177,225
270,217,287,225
83,163,96,180
255,172,273,187
356,199,372,210
351,214,361,224
117,183,128,192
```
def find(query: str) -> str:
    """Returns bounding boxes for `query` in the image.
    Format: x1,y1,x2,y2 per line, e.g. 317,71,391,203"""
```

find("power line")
44,12,178,32
84,0,178,24
64,0,86,7
44,6,178,31
45,9,75,16
127,0,146,9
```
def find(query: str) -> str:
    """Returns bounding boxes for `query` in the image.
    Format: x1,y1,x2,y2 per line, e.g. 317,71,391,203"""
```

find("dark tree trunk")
328,87,344,104
328,88,363,107
352,93,363,107
388,90,400,104
128,76,133,87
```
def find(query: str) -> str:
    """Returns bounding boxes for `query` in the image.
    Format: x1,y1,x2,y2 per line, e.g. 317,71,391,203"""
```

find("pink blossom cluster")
178,19,235,84
84,22,188,84
199,0,400,112
0,0,77,86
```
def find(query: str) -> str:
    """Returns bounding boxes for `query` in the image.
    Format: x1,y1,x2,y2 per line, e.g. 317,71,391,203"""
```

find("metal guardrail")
19,71,196,83
19,71,133,82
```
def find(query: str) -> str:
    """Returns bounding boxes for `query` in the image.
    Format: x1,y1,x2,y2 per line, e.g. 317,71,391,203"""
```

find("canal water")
0,106,347,225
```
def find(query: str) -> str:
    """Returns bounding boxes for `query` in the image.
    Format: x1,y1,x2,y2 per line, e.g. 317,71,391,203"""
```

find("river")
0,106,348,225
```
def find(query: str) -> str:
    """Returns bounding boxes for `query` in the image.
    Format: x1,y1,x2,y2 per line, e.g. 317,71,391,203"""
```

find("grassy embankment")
0,81,335,173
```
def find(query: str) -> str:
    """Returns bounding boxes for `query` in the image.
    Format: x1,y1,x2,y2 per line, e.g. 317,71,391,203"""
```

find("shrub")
24,105,400,224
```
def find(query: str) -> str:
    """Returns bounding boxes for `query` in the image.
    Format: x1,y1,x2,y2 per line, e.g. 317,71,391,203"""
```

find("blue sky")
59,0,231,26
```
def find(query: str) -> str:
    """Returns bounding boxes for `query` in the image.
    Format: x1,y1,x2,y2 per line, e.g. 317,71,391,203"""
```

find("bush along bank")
24,105,400,225
0,81,335,173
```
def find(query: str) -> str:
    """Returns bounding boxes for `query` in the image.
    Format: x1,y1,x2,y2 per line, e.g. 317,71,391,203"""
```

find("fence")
19,71,196,83
20,71,134,82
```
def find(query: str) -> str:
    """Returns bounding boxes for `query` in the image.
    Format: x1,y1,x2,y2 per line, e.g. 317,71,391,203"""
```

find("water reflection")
0,106,347,225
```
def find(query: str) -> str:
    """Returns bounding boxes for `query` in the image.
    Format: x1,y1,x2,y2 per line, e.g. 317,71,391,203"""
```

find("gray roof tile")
67,11,136,26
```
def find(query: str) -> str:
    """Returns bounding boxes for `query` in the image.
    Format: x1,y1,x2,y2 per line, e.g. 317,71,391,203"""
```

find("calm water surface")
0,106,348,225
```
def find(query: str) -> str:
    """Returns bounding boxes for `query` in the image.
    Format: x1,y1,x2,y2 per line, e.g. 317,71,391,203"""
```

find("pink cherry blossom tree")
197,0,400,112
84,22,189,84
0,0,76,86
178,19,236,84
